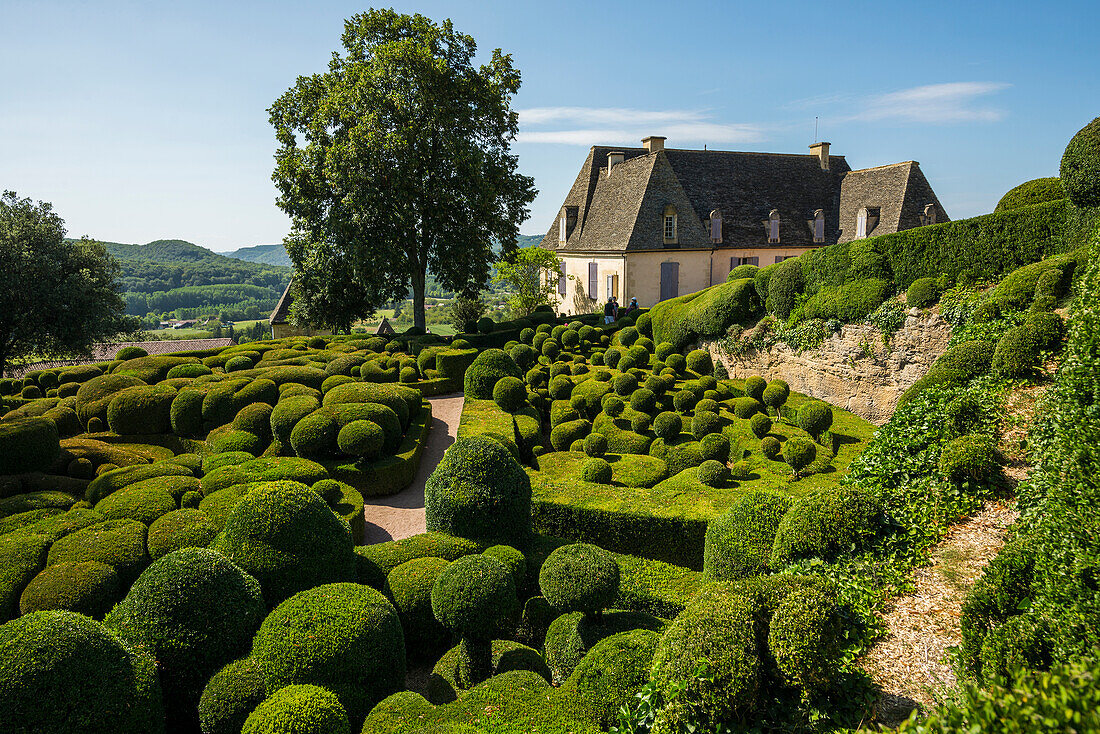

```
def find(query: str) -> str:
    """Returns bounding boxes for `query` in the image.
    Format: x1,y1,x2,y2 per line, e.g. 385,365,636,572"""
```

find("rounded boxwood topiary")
686,349,713,375
760,435,782,460
424,436,532,547
211,481,356,607
797,401,833,441
782,436,816,474
744,375,766,401
548,374,574,401
673,388,699,413
732,396,763,419
630,412,651,434
482,544,527,594
939,434,1000,483
992,326,1041,378
700,432,731,463
995,177,1064,212
1060,116,1100,208
234,403,273,440
629,387,657,415
665,352,686,373
906,277,941,308
770,486,882,567
384,557,453,658
601,393,625,417
704,491,793,582
270,395,322,443
768,585,844,693
653,411,682,440
241,684,350,734
289,409,339,458
561,628,661,729
0,416,60,475
697,459,730,487
539,542,619,618
225,355,254,372
199,656,268,734
463,349,521,400
650,584,761,730
115,346,148,360
550,418,590,452
47,518,150,586
0,610,164,733
18,560,120,618
492,376,527,413
20,384,42,399
544,609,663,686
749,412,772,439
336,420,384,459
612,372,638,397
583,432,608,458
431,554,518,687
147,508,218,560
761,380,790,416
105,547,265,725
253,583,405,726
93,483,176,525
581,457,613,484
691,410,721,439
1024,311,1064,351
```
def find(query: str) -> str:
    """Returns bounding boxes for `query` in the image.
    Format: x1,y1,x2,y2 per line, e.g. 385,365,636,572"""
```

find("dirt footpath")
360,393,464,545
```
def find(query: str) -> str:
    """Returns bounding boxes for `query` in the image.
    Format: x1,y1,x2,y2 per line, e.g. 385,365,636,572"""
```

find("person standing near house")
604,295,616,324
624,296,639,315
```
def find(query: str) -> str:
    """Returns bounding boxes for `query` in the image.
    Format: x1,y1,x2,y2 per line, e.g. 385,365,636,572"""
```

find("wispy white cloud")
855,82,1010,123
516,106,766,146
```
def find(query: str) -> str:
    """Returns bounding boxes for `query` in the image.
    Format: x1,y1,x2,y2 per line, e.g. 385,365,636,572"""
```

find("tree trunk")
411,266,427,331
459,637,492,687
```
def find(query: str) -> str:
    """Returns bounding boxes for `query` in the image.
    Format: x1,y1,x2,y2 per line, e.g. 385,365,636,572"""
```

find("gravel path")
360,393,463,545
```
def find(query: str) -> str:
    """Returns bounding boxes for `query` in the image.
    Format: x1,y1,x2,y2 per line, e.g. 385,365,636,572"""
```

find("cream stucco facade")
554,246,816,315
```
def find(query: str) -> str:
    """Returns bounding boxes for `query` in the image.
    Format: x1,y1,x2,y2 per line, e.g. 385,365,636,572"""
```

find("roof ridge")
590,145,850,160
847,161,917,174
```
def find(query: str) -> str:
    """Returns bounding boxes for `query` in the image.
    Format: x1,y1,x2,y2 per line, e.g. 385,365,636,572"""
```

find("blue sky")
2,0,1097,251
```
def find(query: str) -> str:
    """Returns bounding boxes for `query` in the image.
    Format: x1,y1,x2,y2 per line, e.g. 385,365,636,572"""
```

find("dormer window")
813,209,825,243
558,206,578,246
663,205,678,245
559,214,567,244
856,207,880,239
767,209,780,244
921,203,937,226
709,209,723,244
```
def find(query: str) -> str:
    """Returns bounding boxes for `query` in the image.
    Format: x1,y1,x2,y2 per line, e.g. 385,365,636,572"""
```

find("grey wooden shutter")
588,262,598,300
660,261,679,301
558,273,567,295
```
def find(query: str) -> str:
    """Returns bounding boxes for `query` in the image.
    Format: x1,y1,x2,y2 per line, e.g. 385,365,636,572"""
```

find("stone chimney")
607,151,625,176
809,141,830,171
642,136,666,154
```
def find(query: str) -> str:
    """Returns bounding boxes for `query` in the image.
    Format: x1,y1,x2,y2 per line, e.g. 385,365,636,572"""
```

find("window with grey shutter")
588,262,598,300
660,261,679,302
558,273,567,295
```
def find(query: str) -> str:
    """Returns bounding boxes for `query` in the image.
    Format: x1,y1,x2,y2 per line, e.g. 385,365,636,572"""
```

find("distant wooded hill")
224,235,545,269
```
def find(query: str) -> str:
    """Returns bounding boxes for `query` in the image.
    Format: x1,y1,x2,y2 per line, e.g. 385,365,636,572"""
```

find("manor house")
540,136,948,312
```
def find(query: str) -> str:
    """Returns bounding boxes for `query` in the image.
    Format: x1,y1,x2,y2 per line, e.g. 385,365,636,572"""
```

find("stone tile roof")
269,279,295,325
540,144,947,253
836,162,950,243
4,338,235,378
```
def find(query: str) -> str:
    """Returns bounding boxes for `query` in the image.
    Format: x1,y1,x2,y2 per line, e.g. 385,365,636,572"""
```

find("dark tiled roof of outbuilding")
269,280,295,325
836,162,950,243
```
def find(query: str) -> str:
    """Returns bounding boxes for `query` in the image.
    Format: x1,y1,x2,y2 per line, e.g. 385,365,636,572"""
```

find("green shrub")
431,554,519,687
463,349,521,399
147,508,218,560
93,483,176,525
628,387,657,415
688,409,719,439
544,609,662,686
424,436,532,547
115,346,149,360
992,326,1041,378
798,400,833,441
354,532,480,590
561,628,661,728
270,396,324,445
939,434,1000,483
75,373,146,427
492,376,527,413
686,349,713,375
114,355,199,384
550,418,590,452
649,278,761,349
768,585,843,693
906,277,941,308
750,412,772,439
1060,116,1100,208
704,491,792,582
241,684,350,734
425,639,550,706
539,542,620,618
743,375,765,401
946,395,984,436
977,612,1051,684
336,420,384,459
199,657,268,734
996,177,1065,212
47,518,149,585
18,560,119,618
0,610,164,733
697,459,729,486
20,385,42,399
1025,310,1065,350
700,432,731,463
581,457,612,484
804,278,893,322
770,486,882,567
252,582,405,726
934,340,996,380
0,416,59,475
583,432,608,458
650,583,761,730
653,411,682,440
166,362,213,379
733,396,763,419
384,557,452,658
105,548,265,725
760,435,781,460
0,533,51,622
211,481,355,606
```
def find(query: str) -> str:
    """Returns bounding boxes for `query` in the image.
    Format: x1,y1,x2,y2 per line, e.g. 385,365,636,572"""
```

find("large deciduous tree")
269,10,537,332
0,191,137,376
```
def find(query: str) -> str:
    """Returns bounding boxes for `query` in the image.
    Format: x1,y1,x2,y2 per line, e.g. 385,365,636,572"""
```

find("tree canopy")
269,9,536,332
494,246,567,318
0,191,138,375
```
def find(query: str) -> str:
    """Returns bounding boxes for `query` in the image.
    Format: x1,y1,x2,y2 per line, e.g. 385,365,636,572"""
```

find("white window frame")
559,214,567,243
664,215,676,241
856,208,867,239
